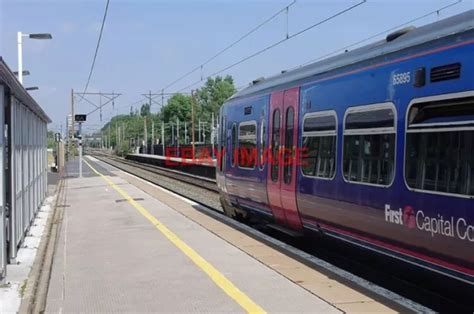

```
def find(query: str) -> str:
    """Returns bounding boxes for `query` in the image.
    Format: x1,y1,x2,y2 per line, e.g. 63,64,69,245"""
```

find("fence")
0,57,51,281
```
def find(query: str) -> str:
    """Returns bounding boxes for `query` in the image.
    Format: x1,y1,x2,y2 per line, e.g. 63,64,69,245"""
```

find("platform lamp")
17,32,52,85
13,70,30,77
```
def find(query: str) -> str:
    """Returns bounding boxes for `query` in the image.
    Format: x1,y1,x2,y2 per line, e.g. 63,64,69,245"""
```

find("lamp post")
17,32,52,84
13,70,30,77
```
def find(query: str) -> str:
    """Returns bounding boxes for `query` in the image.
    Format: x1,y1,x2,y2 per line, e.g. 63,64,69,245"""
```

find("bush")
115,142,131,157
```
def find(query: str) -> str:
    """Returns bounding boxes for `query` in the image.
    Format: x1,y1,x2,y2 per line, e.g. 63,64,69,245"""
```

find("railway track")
95,153,218,192
91,152,224,210
90,152,473,312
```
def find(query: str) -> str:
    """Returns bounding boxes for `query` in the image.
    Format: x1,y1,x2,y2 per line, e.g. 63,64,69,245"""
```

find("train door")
267,87,303,230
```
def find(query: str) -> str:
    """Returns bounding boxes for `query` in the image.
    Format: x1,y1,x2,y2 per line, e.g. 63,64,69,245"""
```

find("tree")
140,103,151,116
47,130,56,149
94,75,237,154
195,75,236,120
158,75,235,124
161,93,191,123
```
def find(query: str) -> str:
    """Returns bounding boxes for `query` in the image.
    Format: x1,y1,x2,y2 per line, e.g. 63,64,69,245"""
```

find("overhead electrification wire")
175,0,366,93
115,91,193,113
123,1,296,112
161,0,297,91
294,0,462,69
81,0,111,97
100,1,462,124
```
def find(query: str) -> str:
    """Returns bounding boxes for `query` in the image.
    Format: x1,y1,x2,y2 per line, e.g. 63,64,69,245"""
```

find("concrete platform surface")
44,157,341,313
0,196,54,313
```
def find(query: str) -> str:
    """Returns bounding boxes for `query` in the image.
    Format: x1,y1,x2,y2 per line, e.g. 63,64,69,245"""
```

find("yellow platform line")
83,159,266,314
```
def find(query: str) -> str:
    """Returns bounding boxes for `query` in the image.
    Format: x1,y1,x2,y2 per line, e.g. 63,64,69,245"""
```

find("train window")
301,111,337,179
284,107,294,184
238,121,257,169
231,123,237,167
304,114,336,132
345,108,394,129
259,117,266,170
271,110,280,182
405,95,474,197
343,103,396,186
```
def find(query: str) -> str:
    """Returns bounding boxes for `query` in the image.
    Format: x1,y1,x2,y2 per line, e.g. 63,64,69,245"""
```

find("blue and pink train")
217,10,474,284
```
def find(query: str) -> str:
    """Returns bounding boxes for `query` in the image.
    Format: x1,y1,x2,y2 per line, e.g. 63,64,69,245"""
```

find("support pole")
78,122,83,177
71,88,75,157
161,89,164,109
191,90,196,158
100,95,102,122
202,121,206,144
184,122,187,145
17,32,24,84
176,117,179,155
122,122,125,145
198,119,201,143
118,126,121,147
211,112,215,158
161,121,165,156
151,120,155,155
171,122,174,146
144,116,147,153
116,122,118,148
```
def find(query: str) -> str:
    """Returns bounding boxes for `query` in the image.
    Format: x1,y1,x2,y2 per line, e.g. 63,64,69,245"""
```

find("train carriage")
217,10,474,284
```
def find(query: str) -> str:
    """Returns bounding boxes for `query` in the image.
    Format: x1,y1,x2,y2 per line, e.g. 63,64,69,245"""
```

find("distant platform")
128,153,217,167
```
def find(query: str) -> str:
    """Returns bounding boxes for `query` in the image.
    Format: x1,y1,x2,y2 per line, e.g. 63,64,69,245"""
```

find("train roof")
0,57,51,123
229,10,474,101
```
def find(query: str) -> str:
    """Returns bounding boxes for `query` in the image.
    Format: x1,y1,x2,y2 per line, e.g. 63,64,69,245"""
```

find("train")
216,10,474,285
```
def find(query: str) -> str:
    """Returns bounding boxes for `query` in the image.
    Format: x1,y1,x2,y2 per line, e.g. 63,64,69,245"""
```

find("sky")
1,0,473,134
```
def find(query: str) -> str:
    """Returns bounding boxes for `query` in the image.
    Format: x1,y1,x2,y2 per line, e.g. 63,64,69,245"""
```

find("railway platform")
33,156,407,312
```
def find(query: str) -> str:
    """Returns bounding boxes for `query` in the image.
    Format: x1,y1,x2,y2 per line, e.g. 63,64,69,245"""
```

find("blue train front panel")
221,95,272,216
